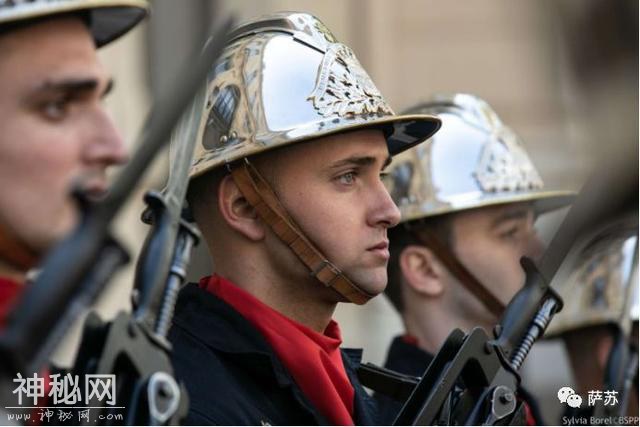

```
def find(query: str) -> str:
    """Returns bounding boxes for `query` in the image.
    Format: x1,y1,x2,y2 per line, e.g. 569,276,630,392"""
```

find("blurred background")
52,0,637,422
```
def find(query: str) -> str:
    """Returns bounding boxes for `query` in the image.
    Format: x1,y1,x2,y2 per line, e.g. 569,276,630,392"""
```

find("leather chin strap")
0,221,38,273
412,228,505,318
229,158,375,305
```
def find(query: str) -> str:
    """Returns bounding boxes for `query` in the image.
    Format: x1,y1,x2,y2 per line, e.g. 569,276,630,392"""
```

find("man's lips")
70,173,109,200
71,180,109,201
367,241,389,251
367,240,390,259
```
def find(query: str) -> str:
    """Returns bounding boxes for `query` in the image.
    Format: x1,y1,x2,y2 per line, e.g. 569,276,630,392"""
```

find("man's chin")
346,269,388,299
35,212,78,253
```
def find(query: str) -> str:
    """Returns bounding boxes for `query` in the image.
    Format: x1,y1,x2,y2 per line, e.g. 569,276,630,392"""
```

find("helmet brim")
0,0,148,47
532,191,576,215
190,113,442,179
375,113,443,156
401,190,576,224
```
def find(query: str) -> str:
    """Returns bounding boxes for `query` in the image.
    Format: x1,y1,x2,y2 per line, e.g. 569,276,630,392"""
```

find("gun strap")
357,362,420,402
229,158,374,305
0,221,38,272
413,229,505,318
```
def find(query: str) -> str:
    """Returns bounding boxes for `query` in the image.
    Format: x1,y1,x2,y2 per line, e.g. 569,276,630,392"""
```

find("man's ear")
217,174,265,241
399,245,445,297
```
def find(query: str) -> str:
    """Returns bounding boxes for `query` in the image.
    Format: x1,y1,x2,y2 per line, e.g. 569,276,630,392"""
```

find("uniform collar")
384,335,435,376
172,283,294,385
171,282,379,425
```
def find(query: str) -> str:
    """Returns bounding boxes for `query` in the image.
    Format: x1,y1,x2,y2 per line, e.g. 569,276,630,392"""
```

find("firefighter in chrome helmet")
545,218,638,420
168,12,440,425
377,93,574,423
0,0,148,323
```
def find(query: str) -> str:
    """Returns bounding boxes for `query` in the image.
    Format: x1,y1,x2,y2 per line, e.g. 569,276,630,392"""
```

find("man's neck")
404,307,453,355
215,264,338,333
403,301,497,355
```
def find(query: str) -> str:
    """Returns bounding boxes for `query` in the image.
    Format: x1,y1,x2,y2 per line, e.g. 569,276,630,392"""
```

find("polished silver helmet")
546,220,638,337
384,93,574,223
183,12,441,306
0,0,148,47
188,11,441,179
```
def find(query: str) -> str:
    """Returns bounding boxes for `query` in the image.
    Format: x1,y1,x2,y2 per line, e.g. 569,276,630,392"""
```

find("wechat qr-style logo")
567,394,582,408
557,386,582,408
558,386,574,403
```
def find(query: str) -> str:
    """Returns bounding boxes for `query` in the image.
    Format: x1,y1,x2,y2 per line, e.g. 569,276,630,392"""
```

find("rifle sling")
357,362,420,402
413,229,505,318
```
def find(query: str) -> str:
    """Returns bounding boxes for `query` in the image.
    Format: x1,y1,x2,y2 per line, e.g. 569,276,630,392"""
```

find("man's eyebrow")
327,155,393,170
33,77,114,98
382,156,392,169
102,79,115,97
490,207,532,228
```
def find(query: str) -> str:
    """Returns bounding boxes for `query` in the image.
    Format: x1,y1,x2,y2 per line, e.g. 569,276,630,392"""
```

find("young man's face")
447,202,544,325
0,17,126,257
265,129,401,298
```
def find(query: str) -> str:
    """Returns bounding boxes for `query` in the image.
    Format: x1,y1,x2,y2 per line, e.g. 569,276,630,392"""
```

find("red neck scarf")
0,276,22,329
200,275,355,425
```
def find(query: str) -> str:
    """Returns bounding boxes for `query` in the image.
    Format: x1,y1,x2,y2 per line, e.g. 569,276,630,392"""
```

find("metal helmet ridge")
384,93,574,223
0,0,148,47
188,11,441,179
183,12,441,305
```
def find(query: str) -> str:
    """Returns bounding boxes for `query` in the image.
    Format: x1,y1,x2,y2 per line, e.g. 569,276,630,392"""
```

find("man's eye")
337,172,357,185
501,228,518,238
499,226,523,241
41,98,70,121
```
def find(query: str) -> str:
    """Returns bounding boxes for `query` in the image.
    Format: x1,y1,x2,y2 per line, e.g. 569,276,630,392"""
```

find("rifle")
370,143,638,425
589,221,638,421
0,15,233,425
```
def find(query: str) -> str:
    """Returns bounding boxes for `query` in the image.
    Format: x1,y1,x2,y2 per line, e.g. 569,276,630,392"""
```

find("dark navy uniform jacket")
169,283,379,425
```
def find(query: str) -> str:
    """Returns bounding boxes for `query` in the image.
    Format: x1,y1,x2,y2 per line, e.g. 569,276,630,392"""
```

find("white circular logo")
557,386,575,403
566,394,582,408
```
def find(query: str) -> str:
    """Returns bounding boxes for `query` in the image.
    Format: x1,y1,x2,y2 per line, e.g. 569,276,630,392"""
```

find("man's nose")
83,108,128,166
369,179,402,228
526,232,546,263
